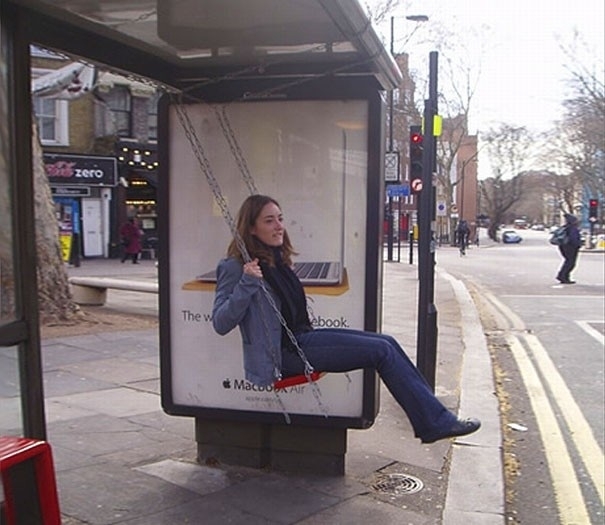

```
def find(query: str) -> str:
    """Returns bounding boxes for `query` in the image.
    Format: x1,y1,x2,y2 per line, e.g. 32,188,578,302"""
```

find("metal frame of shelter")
159,76,385,429
1,0,401,439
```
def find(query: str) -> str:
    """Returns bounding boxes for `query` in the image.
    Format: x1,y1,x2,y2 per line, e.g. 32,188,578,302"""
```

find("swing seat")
274,371,326,389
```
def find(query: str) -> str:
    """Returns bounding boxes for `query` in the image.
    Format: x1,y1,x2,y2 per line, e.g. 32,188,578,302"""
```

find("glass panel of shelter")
1,22,24,436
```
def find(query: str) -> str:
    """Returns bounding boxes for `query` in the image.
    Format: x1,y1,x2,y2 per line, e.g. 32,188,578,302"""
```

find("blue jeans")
281,328,458,440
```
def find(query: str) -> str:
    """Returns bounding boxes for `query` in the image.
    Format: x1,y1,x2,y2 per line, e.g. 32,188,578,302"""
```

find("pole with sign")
385,152,400,262
416,52,439,391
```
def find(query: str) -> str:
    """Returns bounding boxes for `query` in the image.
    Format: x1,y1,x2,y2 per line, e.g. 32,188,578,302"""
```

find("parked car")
502,230,523,244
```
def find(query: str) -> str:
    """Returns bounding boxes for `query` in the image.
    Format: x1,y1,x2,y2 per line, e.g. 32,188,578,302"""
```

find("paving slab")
57,462,199,525
60,357,159,384
49,387,160,418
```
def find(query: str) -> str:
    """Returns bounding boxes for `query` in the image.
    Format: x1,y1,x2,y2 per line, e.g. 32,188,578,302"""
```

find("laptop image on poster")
195,259,341,286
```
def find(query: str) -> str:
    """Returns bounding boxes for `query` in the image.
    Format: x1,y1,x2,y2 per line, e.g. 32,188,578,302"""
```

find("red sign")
411,179,423,192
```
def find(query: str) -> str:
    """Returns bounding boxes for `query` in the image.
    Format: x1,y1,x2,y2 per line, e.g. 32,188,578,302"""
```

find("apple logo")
222,379,231,389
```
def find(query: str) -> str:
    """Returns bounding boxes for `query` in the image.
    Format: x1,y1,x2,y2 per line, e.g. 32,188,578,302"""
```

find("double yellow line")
486,293,603,524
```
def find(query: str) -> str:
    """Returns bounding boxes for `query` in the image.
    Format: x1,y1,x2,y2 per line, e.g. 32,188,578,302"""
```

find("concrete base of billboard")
195,418,347,475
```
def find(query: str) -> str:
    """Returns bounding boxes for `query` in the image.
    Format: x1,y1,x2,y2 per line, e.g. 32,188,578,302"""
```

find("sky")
368,0,605,136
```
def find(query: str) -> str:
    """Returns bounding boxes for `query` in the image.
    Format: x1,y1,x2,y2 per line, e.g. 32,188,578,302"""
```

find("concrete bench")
68,276,158,306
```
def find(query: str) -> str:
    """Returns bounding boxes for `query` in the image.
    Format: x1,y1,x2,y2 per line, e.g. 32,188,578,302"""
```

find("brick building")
32,46,160,260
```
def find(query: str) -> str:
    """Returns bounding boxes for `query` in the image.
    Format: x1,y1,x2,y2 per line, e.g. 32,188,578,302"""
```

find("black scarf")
260,248,312,350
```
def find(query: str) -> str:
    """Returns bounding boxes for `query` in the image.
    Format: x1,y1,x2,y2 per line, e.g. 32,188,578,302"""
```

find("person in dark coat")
456,219,471,255
556,214,582,284
120,217,143,264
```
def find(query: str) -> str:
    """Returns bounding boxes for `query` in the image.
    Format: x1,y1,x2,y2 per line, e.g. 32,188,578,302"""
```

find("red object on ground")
0,436,61,525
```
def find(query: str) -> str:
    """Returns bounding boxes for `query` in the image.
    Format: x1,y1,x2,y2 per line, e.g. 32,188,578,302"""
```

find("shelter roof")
10,0,401,91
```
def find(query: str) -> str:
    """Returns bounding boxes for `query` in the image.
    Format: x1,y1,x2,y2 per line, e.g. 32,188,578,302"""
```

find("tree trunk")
32,119,80,324
487,223,499,241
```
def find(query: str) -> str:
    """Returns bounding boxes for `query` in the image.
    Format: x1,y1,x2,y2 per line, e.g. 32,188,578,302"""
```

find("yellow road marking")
507,334,591,524
523,333,604,505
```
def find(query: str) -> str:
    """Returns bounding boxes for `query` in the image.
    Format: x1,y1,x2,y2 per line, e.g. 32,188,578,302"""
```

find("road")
435,228,604,524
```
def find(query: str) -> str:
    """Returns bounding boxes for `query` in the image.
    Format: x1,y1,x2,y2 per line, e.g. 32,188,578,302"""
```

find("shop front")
44,153,117,260
116,141,158,259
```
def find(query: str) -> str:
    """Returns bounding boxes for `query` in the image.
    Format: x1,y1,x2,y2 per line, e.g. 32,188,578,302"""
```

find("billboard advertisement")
161,97,379,427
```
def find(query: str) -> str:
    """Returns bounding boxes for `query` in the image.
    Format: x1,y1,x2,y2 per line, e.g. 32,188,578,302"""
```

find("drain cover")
372,473,424,495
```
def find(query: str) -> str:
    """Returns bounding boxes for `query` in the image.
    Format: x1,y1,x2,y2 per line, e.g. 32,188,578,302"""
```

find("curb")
439,269,505,524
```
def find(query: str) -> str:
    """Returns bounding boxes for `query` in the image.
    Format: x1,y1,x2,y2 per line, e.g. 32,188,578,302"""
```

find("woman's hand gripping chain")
243,258,263,279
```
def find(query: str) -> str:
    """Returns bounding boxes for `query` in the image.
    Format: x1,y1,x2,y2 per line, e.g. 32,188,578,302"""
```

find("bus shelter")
1,0,401,474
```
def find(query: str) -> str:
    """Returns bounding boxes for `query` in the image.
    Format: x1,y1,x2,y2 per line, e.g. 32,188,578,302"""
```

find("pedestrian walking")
120,217,143,264
456,219,470,256
556,214,582,284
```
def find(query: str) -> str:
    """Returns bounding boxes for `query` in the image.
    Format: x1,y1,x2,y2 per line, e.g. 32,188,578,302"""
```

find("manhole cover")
372,473,424,495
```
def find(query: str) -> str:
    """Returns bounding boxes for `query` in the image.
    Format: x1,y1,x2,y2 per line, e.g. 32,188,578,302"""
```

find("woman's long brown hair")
227,195,297,267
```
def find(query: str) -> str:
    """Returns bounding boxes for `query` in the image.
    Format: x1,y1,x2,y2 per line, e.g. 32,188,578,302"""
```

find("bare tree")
535,33,604,227
560,29,605,133
560,94,605,197
550,172,580,216
363,0,403,26
410,21,486,242
480,123,533,240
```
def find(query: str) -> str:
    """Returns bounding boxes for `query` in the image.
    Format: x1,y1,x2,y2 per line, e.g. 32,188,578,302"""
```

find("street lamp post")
386,14,428,262
387,14,428,152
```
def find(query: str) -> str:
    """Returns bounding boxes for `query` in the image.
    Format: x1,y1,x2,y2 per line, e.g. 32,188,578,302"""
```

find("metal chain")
173,98,298,351
213,105,258,195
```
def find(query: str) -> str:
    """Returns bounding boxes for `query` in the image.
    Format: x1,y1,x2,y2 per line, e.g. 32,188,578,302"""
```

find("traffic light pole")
416,51,438,391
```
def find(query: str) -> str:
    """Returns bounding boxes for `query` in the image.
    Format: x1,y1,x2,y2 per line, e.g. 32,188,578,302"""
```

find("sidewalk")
39,258,504,524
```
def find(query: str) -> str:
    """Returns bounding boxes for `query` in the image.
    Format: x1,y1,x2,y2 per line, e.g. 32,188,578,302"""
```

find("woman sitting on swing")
212,194,480,444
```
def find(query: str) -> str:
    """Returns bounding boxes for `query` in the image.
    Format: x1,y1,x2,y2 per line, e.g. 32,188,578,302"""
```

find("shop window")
104,85,132,137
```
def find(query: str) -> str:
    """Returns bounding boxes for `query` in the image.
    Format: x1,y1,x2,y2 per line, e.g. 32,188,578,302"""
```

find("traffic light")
589,198,599,219
409,125,423,193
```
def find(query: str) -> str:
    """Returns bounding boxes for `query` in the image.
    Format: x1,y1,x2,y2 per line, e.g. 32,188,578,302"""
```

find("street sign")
436,200,446,216
411,179,423,192
387,184,410,197
384,152,400,182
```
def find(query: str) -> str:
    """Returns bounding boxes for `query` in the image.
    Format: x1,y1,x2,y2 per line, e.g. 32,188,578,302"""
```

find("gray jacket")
212,257,283,386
